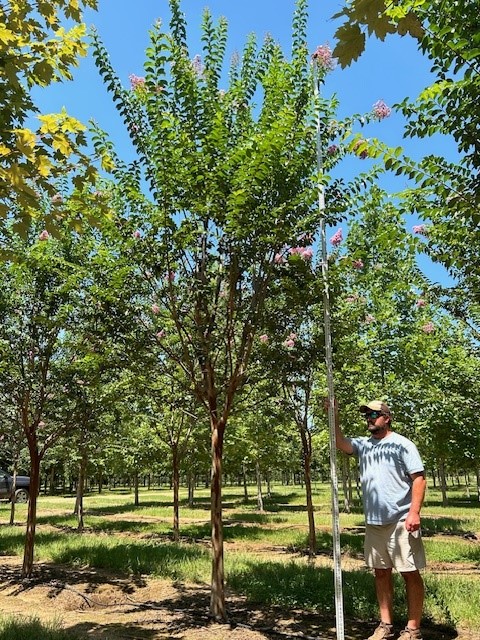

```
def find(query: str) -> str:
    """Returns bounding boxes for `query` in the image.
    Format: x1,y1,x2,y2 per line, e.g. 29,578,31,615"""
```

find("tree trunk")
242,462,248,502
299,425,316,557
210,416,226,620
22,448,40,578
134,471,139,507
255,461,264,512
9,464,18,526
172,445,180,542
476,468,480,502
438,458,448,506
76,454,87,532
188,471,195,508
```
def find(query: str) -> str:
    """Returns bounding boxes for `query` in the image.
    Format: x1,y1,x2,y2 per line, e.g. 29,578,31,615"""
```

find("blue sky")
35,0,456,284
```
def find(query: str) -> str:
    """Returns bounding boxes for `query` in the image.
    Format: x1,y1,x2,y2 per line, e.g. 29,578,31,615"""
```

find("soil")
0,549,478,640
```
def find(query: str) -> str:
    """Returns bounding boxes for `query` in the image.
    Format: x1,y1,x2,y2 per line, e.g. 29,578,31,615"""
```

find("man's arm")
330,400,354,455
405,472,426,532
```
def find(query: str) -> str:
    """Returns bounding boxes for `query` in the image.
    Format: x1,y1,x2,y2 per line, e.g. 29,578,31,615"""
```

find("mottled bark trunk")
210,416,226,620
9,464,18,525
299,427,316,557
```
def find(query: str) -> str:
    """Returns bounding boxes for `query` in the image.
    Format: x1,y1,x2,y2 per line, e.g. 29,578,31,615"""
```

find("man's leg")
400,570,424,630
374,568,394,624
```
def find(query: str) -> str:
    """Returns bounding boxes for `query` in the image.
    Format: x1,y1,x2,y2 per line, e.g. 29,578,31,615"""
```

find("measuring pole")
313,63,345,640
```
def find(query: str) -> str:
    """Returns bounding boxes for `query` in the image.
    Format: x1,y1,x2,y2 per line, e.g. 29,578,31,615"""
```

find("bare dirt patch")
0,557,477,640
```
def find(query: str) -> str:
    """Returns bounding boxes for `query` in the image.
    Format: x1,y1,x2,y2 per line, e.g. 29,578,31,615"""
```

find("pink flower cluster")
364,314,376,324
51,193,63,205
416,299,427,308
289,246,313,260
422,321,435,334
311,44,336,72
330,228,343,247
327,144,338,155
259,334,269,343
156,330,166,340
129,74,146,90
151,303,160,315
352,259,364,270
283,332,297,349
346,294,358,303
38,230,49,241
413,224,428,236
133,230,141,239
372,100,392,120
274,252,287,265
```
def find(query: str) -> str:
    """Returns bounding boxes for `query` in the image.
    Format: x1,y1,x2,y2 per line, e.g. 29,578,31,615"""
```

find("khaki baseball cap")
359,400,391,414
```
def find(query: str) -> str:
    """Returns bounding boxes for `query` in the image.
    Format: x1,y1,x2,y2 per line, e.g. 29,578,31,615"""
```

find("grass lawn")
0,482,479,639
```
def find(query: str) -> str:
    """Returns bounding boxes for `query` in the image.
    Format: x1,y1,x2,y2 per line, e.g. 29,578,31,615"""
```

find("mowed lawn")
1,481,479,636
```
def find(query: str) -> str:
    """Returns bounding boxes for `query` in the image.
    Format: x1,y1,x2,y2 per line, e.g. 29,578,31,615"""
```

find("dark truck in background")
0,469,30,503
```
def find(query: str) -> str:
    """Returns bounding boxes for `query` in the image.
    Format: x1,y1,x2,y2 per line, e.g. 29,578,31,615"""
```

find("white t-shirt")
349,431,424,525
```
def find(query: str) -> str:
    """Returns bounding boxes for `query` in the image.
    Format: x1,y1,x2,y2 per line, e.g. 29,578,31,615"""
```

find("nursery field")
0,483,479,640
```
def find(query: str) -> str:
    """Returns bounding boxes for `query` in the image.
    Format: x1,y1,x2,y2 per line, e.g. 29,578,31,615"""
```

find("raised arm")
327,398,354,455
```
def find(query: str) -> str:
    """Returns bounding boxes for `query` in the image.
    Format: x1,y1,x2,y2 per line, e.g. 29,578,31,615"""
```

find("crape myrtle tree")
90,0,341,618
331,0,480,327
0,219,97,576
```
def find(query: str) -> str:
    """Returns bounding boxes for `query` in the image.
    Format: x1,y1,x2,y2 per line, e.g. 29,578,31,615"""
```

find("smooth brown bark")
22,448,40,578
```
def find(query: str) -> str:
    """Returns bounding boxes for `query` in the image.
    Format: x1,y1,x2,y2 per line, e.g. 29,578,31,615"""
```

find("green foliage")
0,1,98,226
0,617,84,640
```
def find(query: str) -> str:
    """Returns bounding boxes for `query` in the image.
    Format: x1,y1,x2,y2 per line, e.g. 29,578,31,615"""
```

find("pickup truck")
0,469,30,503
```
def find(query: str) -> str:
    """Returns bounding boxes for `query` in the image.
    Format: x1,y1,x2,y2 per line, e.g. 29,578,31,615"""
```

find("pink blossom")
133,230,141,239
287,332,297,341
283,338,295,348
151,303,160,315
311,44,336,72
301,247,313,260
352,259,364,269
330,228,343,247
413,224,428,236
129,123,139,133
38,421,45,429
274,253,286,265
353,139,368,159
416,299,427,308
51,193,63,205
259,334,269,343
422,321,435,334
364,314,376,324
129,74,146,90
372,100,392,120
346,295,357,303
38,230,49,241
327,144,338,155
156,330,166,340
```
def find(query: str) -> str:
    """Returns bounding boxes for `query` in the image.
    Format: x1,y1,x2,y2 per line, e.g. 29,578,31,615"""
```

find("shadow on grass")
0,616,86,640
422,516,478,536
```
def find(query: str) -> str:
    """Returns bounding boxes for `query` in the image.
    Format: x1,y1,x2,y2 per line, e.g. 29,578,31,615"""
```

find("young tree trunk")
76,454,87,532
298,422,316,557
134,471,139,507
266,472,271,498
172,445,180,542
210,415,226,621
188,471,195,508
9,464,18,526
476,468,480,502
49,466,55,495
255,461,264,512
22,447,40,578
438,458,448,506
242,462,249,502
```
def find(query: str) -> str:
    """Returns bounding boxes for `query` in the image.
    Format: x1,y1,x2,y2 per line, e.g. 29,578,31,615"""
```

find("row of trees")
1,0,478,621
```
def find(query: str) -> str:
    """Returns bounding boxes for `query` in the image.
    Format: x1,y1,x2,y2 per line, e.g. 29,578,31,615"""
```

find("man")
334,400,426,640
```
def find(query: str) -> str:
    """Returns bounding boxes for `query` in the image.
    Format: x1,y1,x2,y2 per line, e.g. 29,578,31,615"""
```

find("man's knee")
374,568,393,580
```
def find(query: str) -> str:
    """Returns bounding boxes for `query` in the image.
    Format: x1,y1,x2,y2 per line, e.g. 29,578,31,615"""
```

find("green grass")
1,481,479,634
0,617,84,640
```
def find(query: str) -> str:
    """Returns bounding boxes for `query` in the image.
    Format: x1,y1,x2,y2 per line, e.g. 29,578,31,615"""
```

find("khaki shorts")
364,520,426,572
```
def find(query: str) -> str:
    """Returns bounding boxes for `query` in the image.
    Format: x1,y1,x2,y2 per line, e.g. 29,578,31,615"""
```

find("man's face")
364,410,390,438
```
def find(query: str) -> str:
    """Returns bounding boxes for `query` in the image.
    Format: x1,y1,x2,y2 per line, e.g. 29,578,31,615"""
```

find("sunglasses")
365,410,383,420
